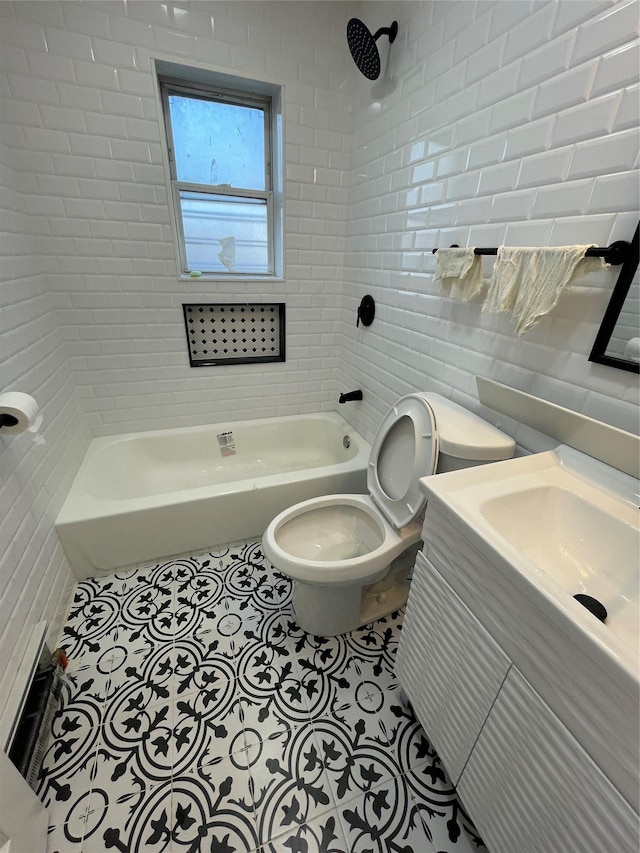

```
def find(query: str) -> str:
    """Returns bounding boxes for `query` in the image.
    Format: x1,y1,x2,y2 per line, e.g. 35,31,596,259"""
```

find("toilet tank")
420,394,515,473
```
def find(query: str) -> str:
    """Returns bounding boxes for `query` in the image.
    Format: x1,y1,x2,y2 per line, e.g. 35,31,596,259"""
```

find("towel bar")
432,241,630,266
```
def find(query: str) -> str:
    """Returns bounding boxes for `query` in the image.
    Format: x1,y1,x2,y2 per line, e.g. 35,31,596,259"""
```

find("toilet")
262,393,515,636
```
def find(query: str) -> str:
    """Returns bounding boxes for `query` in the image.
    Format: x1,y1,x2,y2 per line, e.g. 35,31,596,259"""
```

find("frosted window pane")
180,191,269,274
169,95,265,190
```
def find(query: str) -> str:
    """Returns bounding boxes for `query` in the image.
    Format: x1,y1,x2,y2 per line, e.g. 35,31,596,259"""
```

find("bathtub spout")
339,390,363,403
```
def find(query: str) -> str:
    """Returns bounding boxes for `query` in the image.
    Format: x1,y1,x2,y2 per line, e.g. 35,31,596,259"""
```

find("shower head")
347,18,398,80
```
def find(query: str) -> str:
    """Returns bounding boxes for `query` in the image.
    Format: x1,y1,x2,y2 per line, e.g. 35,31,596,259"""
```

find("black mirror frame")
588,222,639,374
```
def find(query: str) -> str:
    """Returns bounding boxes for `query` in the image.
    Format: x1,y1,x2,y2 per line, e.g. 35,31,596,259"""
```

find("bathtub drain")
573,593,607,623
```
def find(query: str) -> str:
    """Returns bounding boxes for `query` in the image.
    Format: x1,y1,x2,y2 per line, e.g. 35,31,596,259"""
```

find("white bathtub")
55,412,369,580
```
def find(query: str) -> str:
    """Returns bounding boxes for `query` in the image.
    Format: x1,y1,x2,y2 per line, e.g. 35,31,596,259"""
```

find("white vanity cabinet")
457,668,640,853
395,551,510,783
397,548,640,853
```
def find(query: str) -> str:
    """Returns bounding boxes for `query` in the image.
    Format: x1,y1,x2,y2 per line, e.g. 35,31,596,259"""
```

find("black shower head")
347,18,398,80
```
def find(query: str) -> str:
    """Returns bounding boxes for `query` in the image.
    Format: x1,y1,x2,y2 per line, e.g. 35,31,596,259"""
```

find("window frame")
159,75,276,278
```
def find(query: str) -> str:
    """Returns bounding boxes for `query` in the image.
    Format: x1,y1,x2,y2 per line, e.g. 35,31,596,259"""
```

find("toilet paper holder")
0,391,43,436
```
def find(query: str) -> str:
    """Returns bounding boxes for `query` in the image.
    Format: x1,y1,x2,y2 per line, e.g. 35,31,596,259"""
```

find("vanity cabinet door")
457,668,640,853
395,552,511,783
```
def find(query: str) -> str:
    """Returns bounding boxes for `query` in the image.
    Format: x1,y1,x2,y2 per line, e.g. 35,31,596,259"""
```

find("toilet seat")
262,391,514,636
263,394,438,588
368,394,439,529
266,493,422,586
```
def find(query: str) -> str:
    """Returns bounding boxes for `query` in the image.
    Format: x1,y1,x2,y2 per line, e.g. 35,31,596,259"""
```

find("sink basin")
480,484,639,647
421,445,640,671
419,443,639,809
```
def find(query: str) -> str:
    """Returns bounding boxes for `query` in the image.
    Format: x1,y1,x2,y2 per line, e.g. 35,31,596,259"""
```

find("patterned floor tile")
186,613,240,664
225,549,281,605
81,778,173,853
239,602,297,641
63,640,128,676
103,559,179,594
44,772,97,852
172,635,237,697
405,765,487,852
118,566,177,646
241,701,302,760
172,557,227,640
375,687,442,776
290,634,358,721
247,721,335,846
99,643,175,712
60,580,124,667
195,594,263,652
345,610,404,689
42,541,486,853
311,713,401,811
263,809,350,853
288,613,404,722
37,674,103,815
66,624,160,671
172,759,259,852
172,678,245,773
377,699,487,851
60,661,114,710
235,611,299,678
46,794,88,852
99,695,175,788
233,610,312,735
338,776,437,853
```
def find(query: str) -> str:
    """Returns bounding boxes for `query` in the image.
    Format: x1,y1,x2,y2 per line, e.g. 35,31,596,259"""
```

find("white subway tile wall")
0,0,638,726
0,104,85,711
338,0,639,444
0,0,358,724
2,0,355,436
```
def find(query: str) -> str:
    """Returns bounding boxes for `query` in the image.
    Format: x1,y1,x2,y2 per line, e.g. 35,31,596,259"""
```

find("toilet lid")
367,395,439,529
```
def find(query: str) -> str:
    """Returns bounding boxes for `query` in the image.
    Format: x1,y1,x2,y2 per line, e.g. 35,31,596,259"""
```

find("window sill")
179,275,286,284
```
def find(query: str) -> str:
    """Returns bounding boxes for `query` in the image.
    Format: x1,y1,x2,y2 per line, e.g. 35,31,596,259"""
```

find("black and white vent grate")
183,303,286,366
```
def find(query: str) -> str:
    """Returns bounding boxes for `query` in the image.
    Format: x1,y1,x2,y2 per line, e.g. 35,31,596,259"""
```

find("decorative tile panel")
182,303,285,367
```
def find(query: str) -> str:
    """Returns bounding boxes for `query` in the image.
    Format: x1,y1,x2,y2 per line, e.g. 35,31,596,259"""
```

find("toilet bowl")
263,392,515,636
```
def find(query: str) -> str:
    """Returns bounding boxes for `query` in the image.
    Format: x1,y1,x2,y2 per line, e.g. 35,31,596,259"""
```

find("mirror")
589,222,639,374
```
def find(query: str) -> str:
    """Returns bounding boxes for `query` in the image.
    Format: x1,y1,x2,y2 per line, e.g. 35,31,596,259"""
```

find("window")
159,74,280,278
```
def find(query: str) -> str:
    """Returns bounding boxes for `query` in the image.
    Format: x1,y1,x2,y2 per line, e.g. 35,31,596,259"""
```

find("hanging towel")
434,247,484,302
483,245,607,334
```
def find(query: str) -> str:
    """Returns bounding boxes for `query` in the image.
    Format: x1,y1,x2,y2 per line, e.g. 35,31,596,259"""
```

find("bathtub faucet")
339,390,363,403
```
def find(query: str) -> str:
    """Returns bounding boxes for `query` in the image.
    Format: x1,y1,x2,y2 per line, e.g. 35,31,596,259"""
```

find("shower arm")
373,22,398,44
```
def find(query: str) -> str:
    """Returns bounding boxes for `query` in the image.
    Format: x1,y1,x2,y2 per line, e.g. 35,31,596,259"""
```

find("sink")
480,484,639,648
421,445,640,674
419,444,640,810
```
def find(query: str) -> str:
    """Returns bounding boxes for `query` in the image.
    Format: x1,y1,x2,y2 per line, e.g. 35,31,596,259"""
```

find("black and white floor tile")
39,541,486,853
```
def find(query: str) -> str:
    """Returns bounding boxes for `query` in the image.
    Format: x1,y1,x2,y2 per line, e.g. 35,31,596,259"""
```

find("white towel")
483,245,606,334
434,248,483,302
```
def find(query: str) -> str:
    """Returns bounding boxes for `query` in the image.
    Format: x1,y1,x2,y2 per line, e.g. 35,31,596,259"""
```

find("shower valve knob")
356,295,375,327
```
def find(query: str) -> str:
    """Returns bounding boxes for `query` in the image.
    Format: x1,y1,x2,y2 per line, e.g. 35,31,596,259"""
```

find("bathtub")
55,412,370,581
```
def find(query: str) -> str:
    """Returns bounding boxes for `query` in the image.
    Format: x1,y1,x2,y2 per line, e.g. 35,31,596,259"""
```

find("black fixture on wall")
357,295,375,327
347,18,398,80
588,222,640,374
431,241,631,266
339,390,363,403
